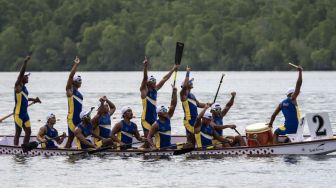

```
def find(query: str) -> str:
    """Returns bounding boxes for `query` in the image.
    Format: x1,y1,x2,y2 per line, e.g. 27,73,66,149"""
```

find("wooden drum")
245,123,273,146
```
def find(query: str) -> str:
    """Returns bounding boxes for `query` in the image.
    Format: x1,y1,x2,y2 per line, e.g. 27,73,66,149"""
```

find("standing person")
65,56,83,148
147,85,177,149
267,65,303,144
140,56,178,147
37,113,66,149
211,92,246,146
92,96,116,144
14,56,41,146
111,106,146,150
180,66,209,147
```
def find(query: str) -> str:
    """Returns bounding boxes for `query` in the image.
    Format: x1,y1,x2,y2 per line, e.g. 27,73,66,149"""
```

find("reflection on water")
283,155,301,164
12,155,29,164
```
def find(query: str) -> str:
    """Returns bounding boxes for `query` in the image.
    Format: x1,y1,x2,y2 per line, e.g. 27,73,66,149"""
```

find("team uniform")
141,89,157,132
41,125,59,149
14,85,31,129
195,124,215,148
117,120,137,149
182,93,198,134
275,97,301,135
94,114,111,138
75,122,93,149
154,119,172,149
67,88,83,136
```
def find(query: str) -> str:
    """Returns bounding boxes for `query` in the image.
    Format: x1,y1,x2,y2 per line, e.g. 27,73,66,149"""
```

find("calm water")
0,71,336,187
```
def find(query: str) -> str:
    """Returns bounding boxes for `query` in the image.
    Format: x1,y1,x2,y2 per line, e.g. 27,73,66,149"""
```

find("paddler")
92,96,116,144
36,113,66,149
147,85,178,149
180,66,210,147
194,105,232,148
74,110,114,149
65,56,83,148
14,56,41,146
210,93,246,146
140,56,178,147
111,106,146,149
267,65,303,144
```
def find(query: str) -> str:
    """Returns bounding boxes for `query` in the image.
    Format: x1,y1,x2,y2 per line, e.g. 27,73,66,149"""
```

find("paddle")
213,73,225,103
172,139,232,156
288,62,299,69
21,134,64,153
0,102,36,123
172,42,184,87
87,141,145,154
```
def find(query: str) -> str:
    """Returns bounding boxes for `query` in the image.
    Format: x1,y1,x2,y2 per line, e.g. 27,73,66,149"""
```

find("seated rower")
111,106,146,150
210,93,246,146
37,113,66,149
194,105,232,149
147,85,181,149
267,65,303,144
74,110,114,149
92,96,116,144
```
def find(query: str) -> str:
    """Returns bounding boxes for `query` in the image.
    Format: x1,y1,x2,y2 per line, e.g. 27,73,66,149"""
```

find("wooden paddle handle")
288,62,299,68
0,102,35,123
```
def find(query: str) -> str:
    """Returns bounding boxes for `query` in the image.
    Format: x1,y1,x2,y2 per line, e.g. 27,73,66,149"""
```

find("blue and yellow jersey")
195,124,215,148
280,97,301,134
155,119,171,149
75,122,93,149
141,89,157,131
14,85,29,115
213,116,223,136
67,88,83,132
117,120,136,148
94,114,111,138
42,125,59,149
182,92,198,133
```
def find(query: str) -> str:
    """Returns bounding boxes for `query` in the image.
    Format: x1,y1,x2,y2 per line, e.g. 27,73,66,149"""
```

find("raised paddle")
289,62,299,69
172,42,184,87
21,134,65,153
0,102,36,123
213,73,225,103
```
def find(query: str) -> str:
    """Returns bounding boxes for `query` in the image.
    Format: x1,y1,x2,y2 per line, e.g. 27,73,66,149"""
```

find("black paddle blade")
21,141,39,153
173,147,194,155
175,42,184,65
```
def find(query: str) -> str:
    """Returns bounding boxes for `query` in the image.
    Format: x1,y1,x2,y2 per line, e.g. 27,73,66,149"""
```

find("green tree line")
1,0,336,71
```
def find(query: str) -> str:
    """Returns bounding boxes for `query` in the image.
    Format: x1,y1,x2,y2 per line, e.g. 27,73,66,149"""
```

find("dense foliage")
1,0,336,71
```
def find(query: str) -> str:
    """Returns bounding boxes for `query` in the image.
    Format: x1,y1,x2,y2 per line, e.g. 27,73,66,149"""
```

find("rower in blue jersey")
37,113,66,149
65,56,83,148
111,106,146,150
13,56,41,146
74,109,114,149
194,105,232,148
92,96,116,144
180,66,209,147
267,65,303,144
210,93,246,147
140,56,178,148
147,85,178,149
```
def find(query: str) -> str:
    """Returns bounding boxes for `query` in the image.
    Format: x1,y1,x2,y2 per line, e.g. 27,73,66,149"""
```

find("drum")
245,123,273,146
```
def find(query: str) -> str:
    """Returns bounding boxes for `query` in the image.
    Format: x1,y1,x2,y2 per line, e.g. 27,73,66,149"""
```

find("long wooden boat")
1,135,336,157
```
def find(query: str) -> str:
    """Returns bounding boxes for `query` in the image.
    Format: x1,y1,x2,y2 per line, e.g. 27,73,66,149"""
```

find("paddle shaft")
289,62,299,69
88,141,144,154
0,102,35,123
213,74,225,103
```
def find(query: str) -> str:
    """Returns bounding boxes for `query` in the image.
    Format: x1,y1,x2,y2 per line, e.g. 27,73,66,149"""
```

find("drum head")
246,123,270,133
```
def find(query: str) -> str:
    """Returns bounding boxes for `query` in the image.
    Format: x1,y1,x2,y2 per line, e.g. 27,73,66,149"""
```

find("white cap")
286,88,295,96
24,72,31,76
203,111,212,119
156,105,168,113
211,103,222,111
46,113,55,121
121,106,132,115
149,75,156,82
80,111,90,119
73,75,82,82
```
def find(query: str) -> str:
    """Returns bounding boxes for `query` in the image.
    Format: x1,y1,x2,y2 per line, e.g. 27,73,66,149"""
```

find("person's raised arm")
267,104,281,128
291,66,303,101
180,66,191,101
194,105,210,132
221,92,236,117
15,56,30,93
104,97,116,116
140,56,149,99
156,64,179,90
66,56,80,97
168,85,177,118
147,123,159,148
